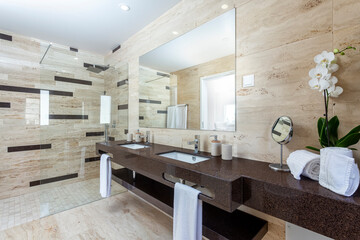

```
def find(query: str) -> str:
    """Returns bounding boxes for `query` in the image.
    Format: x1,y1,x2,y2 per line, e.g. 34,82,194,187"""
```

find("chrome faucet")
188,135,200,154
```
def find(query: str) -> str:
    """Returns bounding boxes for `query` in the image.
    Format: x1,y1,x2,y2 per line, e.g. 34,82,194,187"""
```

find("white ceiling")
139,9,235,73
0,0,180,55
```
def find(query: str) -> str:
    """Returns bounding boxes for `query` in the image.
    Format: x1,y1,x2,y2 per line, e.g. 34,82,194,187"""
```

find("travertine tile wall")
105,0,360,238
175,54,235,129
139,67,170,128
0,30,127,199
104,64,129,141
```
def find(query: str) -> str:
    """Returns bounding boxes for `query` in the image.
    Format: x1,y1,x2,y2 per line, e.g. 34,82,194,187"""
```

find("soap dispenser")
135,129,142,143
210,135,221,156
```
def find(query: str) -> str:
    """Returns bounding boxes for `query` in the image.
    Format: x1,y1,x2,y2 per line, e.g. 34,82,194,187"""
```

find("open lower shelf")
112,168,268,240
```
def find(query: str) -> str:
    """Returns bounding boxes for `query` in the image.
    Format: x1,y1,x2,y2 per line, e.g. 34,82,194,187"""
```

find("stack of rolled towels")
287,150,321,181
287,148,360,197
319,147,359,197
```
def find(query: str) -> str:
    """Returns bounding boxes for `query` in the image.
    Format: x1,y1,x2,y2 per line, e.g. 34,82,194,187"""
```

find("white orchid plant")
306,46,360,151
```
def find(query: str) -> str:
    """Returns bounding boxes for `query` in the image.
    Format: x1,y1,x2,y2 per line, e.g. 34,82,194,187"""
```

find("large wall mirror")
139,9,235,131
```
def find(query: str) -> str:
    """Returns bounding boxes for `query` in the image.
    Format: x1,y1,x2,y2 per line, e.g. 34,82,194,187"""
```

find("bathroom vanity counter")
96,141,360,239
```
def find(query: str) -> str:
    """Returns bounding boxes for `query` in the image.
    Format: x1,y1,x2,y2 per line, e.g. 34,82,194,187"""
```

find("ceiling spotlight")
74,57,78,60
221,4,228,9
172,31,179,35
119,4,130,11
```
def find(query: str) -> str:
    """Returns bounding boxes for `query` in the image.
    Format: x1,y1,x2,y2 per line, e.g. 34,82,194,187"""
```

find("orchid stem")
324,89,330,146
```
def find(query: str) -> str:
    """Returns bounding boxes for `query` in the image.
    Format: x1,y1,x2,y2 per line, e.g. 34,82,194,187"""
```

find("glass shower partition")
37,43,128,217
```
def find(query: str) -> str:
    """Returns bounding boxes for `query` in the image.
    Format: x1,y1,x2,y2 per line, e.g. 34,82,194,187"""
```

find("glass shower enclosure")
36,43,129,217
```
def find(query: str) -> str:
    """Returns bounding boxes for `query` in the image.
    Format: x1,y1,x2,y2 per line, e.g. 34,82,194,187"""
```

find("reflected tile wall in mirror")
139,9,236,131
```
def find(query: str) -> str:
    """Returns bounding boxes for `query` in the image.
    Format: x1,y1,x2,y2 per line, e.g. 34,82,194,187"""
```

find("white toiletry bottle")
135,129,142,143
210,135,221,157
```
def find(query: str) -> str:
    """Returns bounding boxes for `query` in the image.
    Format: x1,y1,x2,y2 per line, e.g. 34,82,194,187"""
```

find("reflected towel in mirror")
167,104,187,129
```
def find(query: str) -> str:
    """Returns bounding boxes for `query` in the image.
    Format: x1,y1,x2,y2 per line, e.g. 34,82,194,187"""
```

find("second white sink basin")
159,151,210,164
119,144,150,150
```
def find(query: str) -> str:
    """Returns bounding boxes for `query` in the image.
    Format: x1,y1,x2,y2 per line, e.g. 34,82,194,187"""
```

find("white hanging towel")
173,183,202,240
100,154,112,198
287,150,320,181
167,106,176,128
175,104,187,129
319,147,360,197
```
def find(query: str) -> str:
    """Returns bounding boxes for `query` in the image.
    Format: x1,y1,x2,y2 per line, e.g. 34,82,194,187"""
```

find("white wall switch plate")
243,74,254,88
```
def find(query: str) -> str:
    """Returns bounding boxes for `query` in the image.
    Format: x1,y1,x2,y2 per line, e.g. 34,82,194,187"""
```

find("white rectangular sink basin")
159,151,210,164
119,144,150,150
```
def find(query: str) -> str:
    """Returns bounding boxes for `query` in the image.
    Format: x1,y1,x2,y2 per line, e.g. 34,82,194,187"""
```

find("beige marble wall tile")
236,0,332,57
333,0,360,31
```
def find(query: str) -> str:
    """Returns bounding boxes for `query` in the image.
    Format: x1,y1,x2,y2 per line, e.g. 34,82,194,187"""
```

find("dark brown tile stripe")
0,33,12,41
30,173,78,187
139,116,144,120
109,136,115,141
0,102,10,108
118,104,128,110
94,65,109,71
49,115,88,120
112,45,121,53
8,144,51,152
86,131,104,137
85,156,101,163
117,79,128,87
157,110,167,114
0,85,73,96
54,76,92,86
139,99,161,104
157,72,170,78
70,47,78,52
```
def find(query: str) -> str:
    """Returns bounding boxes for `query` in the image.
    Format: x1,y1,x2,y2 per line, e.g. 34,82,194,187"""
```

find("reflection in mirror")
139,9,235,131
270,116,293,172
271,116,293,144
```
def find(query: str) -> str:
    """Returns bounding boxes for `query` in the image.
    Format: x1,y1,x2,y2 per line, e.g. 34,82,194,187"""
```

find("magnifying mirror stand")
269,144,290,172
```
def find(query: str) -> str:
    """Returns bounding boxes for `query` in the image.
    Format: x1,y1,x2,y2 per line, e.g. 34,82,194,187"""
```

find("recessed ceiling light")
119,4,130,11
74,57,78,60
172,31,179,35
221,4,228,9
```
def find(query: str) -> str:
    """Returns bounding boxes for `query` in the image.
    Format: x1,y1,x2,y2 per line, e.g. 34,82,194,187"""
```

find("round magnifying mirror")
269,116,293,172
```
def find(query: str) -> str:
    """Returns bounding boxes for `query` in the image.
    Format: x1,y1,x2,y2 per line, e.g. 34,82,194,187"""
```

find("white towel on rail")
100,154,112,198
175,105,187,129
173,183,202,240
167,106,176,128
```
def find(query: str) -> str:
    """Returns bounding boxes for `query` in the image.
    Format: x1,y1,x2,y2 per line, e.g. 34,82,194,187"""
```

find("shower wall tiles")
0,30,109,199
104,64,129,141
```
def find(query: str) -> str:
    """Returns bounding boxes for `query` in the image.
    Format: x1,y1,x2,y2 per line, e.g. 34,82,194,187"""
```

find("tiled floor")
0,192,173,240
0,178,127,231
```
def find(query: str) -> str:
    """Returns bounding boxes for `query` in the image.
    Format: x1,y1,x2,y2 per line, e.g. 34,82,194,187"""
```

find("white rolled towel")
287,150,320,180
319,147,360,197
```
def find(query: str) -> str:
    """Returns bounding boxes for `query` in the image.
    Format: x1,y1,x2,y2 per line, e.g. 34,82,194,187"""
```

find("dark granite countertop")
96,140,360,239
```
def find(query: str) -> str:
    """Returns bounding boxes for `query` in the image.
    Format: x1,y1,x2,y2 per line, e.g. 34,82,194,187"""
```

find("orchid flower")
314,51,339,73
306,47,356,150
329,86,343,98
314,51,335,66
309,65,329,80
